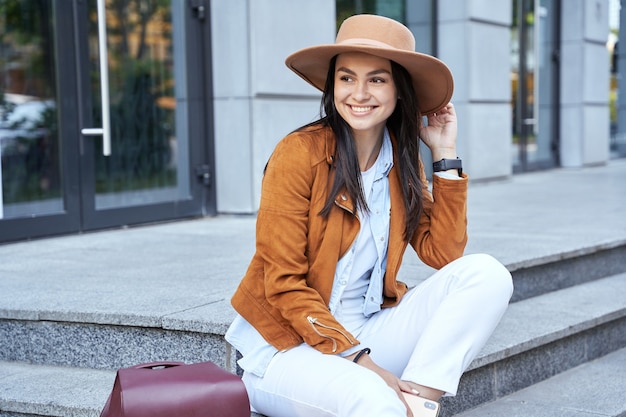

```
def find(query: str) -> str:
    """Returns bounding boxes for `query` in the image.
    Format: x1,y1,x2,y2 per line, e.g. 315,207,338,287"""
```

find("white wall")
210,0,612,215
560,0,610,167
437,0,513,180
211,0,335,213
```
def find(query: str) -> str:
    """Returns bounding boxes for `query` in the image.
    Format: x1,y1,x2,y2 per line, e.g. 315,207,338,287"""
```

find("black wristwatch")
433,158,462,176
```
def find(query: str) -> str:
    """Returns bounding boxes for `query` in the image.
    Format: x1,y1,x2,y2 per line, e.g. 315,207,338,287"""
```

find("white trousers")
243,253,513,417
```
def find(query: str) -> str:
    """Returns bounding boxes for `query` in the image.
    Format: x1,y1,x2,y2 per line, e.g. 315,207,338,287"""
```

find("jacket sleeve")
410,164,469,269
254,133,358,354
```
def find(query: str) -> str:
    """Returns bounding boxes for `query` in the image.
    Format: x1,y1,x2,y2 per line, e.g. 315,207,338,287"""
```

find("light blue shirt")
225,129,395,376
328,130,392,340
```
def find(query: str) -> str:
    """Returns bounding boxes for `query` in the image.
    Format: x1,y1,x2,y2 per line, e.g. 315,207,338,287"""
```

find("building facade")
0,0,619,243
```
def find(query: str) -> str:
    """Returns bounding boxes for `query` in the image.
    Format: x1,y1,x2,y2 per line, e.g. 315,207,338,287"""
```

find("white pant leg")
357,253,513,395
242,344,407,417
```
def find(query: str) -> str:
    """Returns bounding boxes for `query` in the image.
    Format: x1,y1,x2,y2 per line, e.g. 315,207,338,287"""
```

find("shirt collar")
376,128,394,178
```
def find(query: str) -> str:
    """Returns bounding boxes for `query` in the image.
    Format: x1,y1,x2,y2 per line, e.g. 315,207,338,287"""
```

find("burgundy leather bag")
100,361,250,417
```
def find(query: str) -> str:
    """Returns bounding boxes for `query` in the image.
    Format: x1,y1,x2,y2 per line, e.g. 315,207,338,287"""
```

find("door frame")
76,0,214,231
0,0,215,243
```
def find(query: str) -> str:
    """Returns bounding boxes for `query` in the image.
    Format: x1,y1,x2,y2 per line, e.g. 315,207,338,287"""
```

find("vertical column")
210,0,334,213
210,0,254,213
407,0,436,175
436,1,513,179
247,0,335,209
560,0,610,167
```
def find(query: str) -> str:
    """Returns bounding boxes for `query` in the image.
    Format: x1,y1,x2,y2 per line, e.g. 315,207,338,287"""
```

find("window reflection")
90,0,178,209
0,0,61,219
336,0,405,29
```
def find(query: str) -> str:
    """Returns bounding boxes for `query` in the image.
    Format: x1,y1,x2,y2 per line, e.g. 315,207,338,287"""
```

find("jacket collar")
323,125,335,165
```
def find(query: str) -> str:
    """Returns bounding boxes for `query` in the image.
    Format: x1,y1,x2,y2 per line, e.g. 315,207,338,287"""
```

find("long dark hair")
300,55,424,241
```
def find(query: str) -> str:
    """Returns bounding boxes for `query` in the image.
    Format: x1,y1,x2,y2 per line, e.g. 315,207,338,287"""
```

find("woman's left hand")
419,103,458,161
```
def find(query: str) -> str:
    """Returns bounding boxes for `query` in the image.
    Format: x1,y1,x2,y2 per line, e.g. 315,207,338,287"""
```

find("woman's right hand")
348,352,418,416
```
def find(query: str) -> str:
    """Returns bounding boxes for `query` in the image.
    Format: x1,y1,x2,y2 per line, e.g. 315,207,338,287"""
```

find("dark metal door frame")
76,0,214,231
0,0,215,243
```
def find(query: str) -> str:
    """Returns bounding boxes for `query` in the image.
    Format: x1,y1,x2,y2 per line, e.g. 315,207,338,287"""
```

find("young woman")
225,14,513,417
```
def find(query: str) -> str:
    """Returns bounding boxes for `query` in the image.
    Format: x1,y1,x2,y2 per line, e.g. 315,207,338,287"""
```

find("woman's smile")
349,105,375,113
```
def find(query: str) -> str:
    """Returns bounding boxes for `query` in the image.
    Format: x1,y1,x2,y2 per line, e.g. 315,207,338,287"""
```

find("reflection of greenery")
610,74,617,124
97,168,176,193
0,0,55,98
91,0,176,194
0,0,60,204
512,134,537,145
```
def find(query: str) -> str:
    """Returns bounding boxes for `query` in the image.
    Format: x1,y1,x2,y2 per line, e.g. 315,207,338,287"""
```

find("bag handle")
130,361,185,370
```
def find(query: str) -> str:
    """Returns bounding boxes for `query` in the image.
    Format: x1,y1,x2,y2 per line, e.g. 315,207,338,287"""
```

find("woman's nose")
352,82,370,101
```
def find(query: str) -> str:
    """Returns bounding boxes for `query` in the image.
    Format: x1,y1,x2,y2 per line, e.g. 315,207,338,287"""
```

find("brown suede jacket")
230,124,468,355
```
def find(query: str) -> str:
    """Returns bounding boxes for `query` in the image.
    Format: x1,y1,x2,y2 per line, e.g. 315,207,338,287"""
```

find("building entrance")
0,1,214,243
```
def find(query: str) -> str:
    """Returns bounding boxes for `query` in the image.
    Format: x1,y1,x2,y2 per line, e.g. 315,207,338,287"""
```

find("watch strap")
433,158,462,176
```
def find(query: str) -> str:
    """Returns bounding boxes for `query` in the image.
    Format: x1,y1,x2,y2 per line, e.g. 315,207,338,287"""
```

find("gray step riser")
510,245,626,302
0,320,237,373
2,317,624,417
2,248,622,371
438,316,626,417
2,315,625,417
1,251,624,417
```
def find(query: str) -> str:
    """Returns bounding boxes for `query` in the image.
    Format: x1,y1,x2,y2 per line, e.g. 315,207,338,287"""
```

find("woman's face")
334,52,397,138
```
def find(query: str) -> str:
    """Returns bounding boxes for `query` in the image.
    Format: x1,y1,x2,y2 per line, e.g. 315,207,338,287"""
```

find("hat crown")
335,14,415,53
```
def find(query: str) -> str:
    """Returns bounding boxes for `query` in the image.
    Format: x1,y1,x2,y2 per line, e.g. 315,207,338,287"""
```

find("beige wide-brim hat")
285,14,453,115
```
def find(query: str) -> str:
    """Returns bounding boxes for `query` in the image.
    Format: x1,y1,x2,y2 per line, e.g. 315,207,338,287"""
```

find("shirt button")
380,236,385,241
340,280,347,285
370,297,375,301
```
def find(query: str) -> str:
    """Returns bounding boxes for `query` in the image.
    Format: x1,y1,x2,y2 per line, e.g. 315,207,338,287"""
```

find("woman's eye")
339,75,353,82
371,77,386,84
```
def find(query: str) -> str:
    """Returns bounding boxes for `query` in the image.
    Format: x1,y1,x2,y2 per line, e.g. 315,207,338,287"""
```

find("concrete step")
438,272,626,416
454,347,626,417
401,241,626,302
1,262,624,375
0,361,113,417
507,242,626,302
1,238,621,375
2,347,624,417
0,299,240,373
1,273,624,417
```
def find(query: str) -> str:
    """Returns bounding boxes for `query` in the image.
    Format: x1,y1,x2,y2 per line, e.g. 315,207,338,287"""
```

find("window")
336,0,405,30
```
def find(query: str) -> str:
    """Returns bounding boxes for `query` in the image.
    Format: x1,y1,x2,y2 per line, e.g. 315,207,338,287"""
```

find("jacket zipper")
307,316,355,353
334,194,355,215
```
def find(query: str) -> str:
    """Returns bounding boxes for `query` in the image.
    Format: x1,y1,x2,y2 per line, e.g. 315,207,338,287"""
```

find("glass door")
511,0,560,171
0,0,213,243
0,0,80,241
77,0,210,230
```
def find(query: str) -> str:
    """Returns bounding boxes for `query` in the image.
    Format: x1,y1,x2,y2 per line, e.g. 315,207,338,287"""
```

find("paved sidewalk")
0,160,625,328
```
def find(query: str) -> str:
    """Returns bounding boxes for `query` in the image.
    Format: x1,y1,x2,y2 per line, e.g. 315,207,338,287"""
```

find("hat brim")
286,44,453,115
